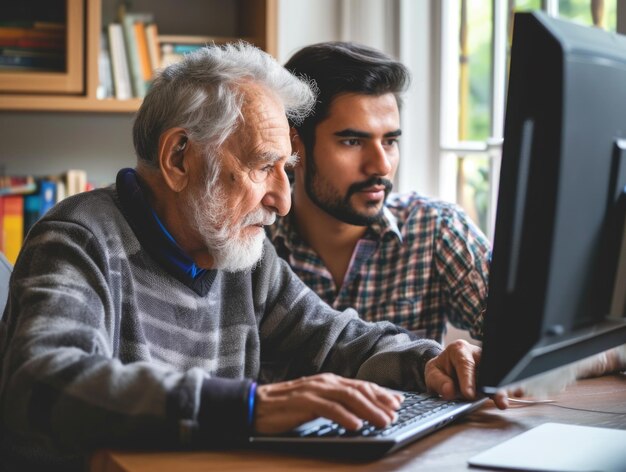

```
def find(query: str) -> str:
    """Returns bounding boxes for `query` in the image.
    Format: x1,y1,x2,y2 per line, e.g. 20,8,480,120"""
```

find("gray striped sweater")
0,181,442,471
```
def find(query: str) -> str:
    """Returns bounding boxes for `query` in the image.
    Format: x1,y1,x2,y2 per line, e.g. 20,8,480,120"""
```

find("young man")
270,41,626,373
0,43,506,471
269,41,490,342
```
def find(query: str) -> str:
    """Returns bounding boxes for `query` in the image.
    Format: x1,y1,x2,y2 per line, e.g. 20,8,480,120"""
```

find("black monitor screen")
478,11,626,393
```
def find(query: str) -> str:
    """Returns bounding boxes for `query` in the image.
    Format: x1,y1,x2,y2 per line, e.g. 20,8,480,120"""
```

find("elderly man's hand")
254,373,404,434
424,339,509,410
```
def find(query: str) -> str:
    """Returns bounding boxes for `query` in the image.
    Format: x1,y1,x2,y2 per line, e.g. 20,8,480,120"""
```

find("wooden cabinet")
0,0,277,113
0,0,84,95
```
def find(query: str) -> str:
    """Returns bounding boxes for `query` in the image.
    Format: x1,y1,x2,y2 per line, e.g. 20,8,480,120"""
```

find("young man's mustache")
346,177,393,199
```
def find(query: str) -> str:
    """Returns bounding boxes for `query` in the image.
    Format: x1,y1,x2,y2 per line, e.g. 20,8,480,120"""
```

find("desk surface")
90,374,626,472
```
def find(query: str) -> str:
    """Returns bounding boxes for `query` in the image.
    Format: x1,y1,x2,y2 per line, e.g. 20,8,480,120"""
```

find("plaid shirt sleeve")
434,204,491,340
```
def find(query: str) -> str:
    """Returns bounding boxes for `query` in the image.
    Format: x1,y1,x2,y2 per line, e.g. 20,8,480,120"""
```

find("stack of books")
0,21,66,71
104,9,161,100
0,170,91,264
101,8,231,100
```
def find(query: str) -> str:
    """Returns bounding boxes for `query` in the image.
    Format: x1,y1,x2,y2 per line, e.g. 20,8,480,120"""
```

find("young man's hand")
424,339,509,409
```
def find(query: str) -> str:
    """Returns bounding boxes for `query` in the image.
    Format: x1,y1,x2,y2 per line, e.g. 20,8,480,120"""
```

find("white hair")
133,41,316,187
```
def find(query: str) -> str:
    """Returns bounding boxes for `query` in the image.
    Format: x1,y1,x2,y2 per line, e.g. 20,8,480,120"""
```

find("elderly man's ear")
159,128,190,192
290,127,305,165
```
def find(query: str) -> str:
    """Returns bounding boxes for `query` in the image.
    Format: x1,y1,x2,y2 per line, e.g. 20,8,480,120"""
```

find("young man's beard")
304,150,392,226
189,179,275,272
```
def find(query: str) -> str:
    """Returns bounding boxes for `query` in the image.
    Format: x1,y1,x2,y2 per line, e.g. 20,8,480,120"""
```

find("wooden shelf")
0,0,278,113
0,95,142,113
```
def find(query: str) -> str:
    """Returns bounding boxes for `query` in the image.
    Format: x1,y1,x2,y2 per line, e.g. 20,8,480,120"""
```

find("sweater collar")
116,168,216,295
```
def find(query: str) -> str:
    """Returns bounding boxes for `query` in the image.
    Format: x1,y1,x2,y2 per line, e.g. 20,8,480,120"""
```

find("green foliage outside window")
457,0,617,235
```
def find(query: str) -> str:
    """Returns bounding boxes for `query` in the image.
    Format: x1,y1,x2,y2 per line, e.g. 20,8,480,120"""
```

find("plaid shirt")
268,193,491,342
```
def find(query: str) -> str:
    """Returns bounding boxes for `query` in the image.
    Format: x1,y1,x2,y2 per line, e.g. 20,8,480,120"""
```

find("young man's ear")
158,128,189,192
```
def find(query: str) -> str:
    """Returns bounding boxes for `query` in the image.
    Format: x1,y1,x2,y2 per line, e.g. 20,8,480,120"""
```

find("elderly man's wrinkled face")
188,84,294,271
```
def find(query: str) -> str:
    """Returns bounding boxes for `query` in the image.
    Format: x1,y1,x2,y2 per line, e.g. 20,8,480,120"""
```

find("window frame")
436,0,623,239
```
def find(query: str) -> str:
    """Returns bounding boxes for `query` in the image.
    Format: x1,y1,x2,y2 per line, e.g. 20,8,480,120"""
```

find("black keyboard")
289,392,465,439
249,392,486,459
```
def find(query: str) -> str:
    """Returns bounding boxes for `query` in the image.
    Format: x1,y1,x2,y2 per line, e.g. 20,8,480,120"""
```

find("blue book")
23,179,56,234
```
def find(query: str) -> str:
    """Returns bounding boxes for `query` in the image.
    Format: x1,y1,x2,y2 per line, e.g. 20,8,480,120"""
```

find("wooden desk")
91,374,626,472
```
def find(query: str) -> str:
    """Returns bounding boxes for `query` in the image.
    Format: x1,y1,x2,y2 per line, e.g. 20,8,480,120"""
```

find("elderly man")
0,43,504,471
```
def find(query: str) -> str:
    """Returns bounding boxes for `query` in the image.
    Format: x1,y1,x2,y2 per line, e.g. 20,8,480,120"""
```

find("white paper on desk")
468,422,626,472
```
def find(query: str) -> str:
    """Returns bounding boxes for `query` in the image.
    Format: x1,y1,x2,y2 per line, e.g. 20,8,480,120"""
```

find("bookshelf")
0,0,278,113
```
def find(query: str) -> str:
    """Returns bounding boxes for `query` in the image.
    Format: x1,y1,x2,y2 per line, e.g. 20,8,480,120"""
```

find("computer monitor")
478,11,626,393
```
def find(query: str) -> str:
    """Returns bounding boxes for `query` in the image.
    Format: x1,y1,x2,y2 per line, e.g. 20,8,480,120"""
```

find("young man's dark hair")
284,41,410,158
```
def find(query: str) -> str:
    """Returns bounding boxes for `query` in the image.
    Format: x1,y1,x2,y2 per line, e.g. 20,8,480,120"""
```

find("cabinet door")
0,0,84,94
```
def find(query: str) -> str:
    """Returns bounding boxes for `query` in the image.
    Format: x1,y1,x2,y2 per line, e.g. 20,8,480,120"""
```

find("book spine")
0,175,37,196
0,26,65,40
121,16,145,98
97,31,114,99
0,53,64,70
23,179,57,235
64,170,87,197
2,195,24,265
39,180,56,215
145,23,161,74
23,193,40,235
0,37,65,49
107,23,132,100
133,21,152,83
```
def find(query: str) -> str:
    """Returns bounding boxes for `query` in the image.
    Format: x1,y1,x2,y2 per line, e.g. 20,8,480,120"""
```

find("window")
438,0,619,238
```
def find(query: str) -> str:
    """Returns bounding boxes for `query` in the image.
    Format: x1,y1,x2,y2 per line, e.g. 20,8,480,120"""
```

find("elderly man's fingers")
337,377,404,410
254,387,361,434
319,384,396,428
267,373,403,415
254,374,403,434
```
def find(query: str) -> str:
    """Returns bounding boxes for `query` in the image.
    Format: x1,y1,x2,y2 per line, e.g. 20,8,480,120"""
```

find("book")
23,179,56,234
23,193,40,235
160,43,205,68
97,31,114,99
158,35,218,67
0,47,64,58
145,23,161,74
64,169,87,197
1,195,24,265
107,23,132,100
133,21,152,83
0,26,65,40
54,179,66,204
0,37,65,49
158,35,225,45
0,52,64,70
120,12,154,98
0,175,37,196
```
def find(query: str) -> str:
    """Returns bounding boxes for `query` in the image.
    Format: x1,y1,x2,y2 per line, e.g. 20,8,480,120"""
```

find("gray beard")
189,181,275,272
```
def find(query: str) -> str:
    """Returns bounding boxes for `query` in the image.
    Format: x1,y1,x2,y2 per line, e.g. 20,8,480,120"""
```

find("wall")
276,0,341,63
0,112,135,187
